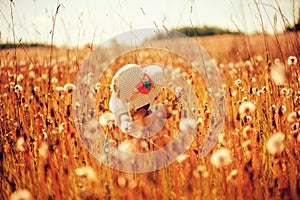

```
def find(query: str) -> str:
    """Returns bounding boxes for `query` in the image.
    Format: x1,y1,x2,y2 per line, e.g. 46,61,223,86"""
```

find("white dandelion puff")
10,189,33,200
99,112,115,127
17,74,24,82
234,79,242,87
270,64,287,85
266,132,285,155
39,142,49,159
64,83,76,93
287,56,297,66
75,166,97,182
242,125,254,138
280,88,291,97
16,137,26,152
226,169,238,183
41,73,47,80
51,77,58,84
14,85,23,93
210,148,232,168
117,176,127,188
239,101,256,115
287,112,297,123
29,71,35,78
118,139,137,152
179,118,197,133
256,55,263,62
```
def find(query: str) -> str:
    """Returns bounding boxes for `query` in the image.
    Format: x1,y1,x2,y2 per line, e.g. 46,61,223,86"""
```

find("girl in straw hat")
109,64,166,138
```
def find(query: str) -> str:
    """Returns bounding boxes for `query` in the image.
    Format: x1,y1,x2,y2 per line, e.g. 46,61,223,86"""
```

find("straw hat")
109,64,163,114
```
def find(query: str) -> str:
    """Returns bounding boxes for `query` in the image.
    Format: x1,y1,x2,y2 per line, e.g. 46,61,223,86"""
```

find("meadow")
0,31,299,200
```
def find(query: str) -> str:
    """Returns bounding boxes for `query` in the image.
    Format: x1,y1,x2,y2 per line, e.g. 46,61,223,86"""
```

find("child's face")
129,103,150,118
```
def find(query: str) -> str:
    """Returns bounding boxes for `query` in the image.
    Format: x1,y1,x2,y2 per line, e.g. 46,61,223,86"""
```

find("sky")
0,0,299,47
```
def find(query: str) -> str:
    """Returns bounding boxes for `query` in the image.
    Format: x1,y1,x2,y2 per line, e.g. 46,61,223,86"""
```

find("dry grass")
1,32,300,200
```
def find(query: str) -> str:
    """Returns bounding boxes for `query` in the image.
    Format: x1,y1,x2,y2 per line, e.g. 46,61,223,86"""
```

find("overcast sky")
0,0,298,47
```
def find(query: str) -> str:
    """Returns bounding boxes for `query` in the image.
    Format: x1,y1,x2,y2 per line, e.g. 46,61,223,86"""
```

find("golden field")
0,32,300,200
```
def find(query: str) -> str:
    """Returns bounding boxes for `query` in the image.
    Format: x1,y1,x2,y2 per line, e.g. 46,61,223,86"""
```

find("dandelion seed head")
17,74,24,82
270,64,287,85
256,55,263,62
287,56,297,65
280,88,291,97
291,122,300,135
266,132,285,155
41,73,47,80
287,112,297,123
99,112,114,126
238,101,255,115
279,105,287,114
10,189,33,200
274,58,281,65
179,118,197,133
202,171,209,177
16,137,26,152
75,102,81,108
58,123,65,133
218,133,226,146
64,83,76,93
234,79,241,87
128,179,137,189
210,148,232,168
250,77,256,82
245,60,251,67
242,140,252,150
75,166,97,182
33,86,39,92
242,125,254,138
119,139,137,152
29,71,35,78
242,97,248,102
140,141,149,150
14,85,23,93
117,176,126,188
39,142,49,159
51,77,58,84
226,169,238,183
193,169,200,178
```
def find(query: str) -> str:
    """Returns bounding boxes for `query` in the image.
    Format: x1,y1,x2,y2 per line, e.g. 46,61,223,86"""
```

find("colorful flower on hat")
136,73,154,94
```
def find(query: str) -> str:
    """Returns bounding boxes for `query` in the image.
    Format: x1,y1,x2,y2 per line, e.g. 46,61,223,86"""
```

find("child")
109,64,165,138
